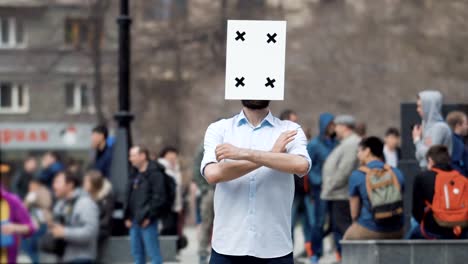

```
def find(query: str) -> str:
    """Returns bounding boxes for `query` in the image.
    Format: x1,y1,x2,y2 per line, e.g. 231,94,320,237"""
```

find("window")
0,82,29,113
0,17,26,48
64,18,94,49
65,82,94,114
143,0,188,22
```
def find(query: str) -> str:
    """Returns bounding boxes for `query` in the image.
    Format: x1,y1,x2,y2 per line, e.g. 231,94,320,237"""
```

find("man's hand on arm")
214,130,309,176
246,130,309,176
272,130,297,153
214,130,298,161
204,131,299,184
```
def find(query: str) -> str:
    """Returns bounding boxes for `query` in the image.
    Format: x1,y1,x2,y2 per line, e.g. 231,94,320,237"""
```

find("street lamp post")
111,0,133,206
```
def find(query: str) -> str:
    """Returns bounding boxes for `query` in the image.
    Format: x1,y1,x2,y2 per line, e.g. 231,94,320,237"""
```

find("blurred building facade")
1,0,468,180
0,0,118,164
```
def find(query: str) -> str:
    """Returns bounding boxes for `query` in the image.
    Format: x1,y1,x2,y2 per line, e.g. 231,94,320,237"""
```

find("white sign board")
225,20,287,100
0,123,94,150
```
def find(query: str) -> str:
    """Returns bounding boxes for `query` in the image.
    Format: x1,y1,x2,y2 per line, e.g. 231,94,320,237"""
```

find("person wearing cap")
320,115,360,258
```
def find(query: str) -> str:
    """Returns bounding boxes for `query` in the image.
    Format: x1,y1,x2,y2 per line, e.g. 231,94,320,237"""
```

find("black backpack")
156,162,177,216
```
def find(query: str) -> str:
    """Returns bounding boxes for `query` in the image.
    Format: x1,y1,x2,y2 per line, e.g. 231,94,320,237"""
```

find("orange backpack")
423,168,468,237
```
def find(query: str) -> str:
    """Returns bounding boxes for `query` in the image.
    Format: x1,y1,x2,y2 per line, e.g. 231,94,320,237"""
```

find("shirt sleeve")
286,125,312,176
64,198,99,244
200,120,225,178
394,168,405,192
348,171,361,197
10,194,36,237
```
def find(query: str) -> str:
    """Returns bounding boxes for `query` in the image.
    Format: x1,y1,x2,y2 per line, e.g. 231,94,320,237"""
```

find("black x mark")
235,77,245,87
267,33,277,43
265,77,276,88
235,31,246,41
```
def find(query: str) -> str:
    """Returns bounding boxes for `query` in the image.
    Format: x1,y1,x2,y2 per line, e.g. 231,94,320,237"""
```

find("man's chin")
241,100,270,110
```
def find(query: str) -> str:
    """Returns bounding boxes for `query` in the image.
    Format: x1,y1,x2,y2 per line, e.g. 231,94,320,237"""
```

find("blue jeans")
21,224,47,264
129,220,162,264
404,217,422,239
304,186,328,258
291,192,310,242
210,249,293,264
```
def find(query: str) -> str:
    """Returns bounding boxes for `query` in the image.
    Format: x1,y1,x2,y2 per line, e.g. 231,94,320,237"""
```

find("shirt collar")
237,110,275,128
367,160,384,168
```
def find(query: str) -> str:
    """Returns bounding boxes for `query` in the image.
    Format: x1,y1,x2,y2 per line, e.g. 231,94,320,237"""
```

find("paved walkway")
19,225,338,264
173,226,338,264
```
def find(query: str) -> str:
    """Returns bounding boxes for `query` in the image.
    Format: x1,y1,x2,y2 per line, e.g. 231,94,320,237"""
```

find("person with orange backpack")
412,145,468,239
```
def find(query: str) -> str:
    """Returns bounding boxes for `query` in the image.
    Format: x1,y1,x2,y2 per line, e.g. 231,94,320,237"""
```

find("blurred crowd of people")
1,125,191,264
1,89,467,264
269,90,467,264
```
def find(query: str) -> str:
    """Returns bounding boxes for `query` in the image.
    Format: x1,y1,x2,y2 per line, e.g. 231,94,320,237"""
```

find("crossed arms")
203,130,310,184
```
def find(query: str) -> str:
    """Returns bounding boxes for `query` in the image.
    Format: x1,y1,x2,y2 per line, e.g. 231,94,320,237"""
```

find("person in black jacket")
125,145,166,264
91,125,113,178
412,145,468,239
12,157,38,199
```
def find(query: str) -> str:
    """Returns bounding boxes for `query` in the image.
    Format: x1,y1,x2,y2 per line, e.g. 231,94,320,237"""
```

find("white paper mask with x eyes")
225,20,287,100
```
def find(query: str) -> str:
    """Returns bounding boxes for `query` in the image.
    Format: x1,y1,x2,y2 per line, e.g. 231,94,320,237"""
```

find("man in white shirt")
201,100,311,264
383,127,401,168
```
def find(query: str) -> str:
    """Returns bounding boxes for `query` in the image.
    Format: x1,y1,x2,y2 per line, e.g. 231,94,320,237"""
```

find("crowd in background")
264,90,468,264
1,89,468,264
1,125,190,264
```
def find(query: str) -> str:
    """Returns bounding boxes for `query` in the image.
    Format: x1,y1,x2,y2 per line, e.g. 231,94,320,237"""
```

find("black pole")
118,0,130,113
111,0,133,207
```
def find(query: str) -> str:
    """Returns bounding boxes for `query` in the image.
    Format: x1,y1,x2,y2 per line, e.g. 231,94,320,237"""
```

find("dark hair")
385,127,400,137
446,111,466,131
355,122,366,137
426,145,451,166
279,109,296,121
159,146,178,158
133,145,150,161
67,159,82,175
92,125,108,139
359,136,385,160
57,170,82,188
29,177,42,185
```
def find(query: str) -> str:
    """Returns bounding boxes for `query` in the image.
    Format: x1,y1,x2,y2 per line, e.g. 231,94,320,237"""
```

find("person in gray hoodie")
320,115,361,257
50,171,99,264
413,90,452,169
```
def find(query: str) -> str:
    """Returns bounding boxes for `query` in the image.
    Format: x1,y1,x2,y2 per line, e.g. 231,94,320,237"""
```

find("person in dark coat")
91,125,113,178
446,111,468,176
125,145,167,264
37,152,64,189
12,157,38,199
305,113,338,263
